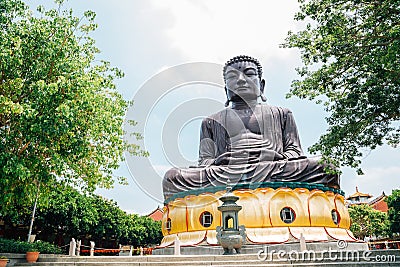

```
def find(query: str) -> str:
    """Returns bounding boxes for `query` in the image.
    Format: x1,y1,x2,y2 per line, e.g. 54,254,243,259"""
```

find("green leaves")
284,0,400,171
0,0,145,216
349,204,389,239
349,190,400,239
33,185,162,247
0,238,63,254
386,189,400,234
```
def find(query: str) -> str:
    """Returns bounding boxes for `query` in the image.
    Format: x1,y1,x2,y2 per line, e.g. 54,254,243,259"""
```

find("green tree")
283,0,400,173
386,189,400,234
89,201,162,247
142,217,163,246
34,184,99,243
34,186,162,247
348,204,389,240
0,0,145,217
129,215,162,247
90,194,128,245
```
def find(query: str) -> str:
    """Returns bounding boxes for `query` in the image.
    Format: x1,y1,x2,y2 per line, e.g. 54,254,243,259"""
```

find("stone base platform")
11,249,399,267
152,241,369,255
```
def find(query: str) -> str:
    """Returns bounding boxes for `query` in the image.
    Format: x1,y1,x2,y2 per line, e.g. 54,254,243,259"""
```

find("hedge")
0,238,63,254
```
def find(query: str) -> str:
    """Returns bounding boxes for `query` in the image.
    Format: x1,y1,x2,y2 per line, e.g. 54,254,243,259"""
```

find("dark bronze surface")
163,55,339,200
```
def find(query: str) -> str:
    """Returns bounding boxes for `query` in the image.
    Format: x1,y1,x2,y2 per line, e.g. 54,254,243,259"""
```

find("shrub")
0,238,62,254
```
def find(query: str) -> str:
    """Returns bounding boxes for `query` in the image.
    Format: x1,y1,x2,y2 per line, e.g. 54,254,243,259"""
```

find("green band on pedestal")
165,181,344,204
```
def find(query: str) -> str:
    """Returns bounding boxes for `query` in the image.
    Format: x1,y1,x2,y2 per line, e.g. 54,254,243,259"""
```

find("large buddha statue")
162,55,339,200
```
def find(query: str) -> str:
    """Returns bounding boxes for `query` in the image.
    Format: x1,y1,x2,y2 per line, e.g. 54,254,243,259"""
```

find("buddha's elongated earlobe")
224,86,230,107
259,79,267,102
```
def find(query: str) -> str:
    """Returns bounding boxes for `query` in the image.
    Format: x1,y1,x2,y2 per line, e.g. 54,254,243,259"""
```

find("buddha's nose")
237,73,247,85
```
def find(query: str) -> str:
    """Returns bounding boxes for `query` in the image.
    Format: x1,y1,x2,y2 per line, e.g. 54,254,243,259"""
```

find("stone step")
12,250,400,267
12,262,400,267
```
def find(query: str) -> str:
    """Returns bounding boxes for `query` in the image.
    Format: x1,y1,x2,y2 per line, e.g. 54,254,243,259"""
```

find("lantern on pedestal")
216,182,246,254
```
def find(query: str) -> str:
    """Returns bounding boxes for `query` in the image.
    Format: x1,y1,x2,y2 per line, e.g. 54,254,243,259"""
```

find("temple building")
369,192,388,212
346,187,388,212
147,206,164,221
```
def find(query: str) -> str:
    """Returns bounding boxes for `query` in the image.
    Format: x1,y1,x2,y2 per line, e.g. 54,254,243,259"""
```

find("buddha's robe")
162,104,339,200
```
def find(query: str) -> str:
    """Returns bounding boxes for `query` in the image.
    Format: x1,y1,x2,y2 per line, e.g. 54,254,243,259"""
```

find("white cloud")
149,0,300,63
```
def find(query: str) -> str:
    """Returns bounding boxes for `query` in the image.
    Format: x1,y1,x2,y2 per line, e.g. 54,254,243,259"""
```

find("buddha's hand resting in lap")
213,149,285,166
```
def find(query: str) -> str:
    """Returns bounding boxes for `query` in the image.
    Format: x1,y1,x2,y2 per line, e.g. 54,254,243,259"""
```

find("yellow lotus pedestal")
154,182,367,255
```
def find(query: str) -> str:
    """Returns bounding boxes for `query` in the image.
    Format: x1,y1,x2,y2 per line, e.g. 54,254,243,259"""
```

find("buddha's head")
223,55,266,106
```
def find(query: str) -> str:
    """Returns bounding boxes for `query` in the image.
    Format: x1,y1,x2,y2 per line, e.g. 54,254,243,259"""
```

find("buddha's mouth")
235,87,250,91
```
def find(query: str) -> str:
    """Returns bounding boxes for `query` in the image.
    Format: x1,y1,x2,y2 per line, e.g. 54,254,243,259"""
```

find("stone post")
174,236,181,255
299,233,306,251
76,240,81,256
90,241,95,256
69,238,76,256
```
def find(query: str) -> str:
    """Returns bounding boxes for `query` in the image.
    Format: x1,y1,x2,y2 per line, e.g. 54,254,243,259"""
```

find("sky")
26,0,399,214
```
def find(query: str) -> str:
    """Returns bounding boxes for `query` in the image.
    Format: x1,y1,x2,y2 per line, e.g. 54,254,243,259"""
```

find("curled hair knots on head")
223,55,263,80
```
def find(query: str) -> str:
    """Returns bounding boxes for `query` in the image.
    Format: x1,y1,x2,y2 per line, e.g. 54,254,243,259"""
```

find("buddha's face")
224,61,264,103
